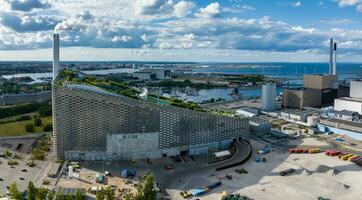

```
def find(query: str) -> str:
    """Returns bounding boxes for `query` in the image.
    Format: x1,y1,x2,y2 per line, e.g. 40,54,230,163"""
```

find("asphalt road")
158,141,251,197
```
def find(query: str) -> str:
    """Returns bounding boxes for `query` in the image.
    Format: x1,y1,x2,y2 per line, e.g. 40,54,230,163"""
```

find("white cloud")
112,35,132,42
292,1,302,7
174,1,195,17
196,2,222,18
337,0,362,7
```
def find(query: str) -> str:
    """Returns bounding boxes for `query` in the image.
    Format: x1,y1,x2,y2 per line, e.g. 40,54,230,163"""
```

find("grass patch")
0,116,52,137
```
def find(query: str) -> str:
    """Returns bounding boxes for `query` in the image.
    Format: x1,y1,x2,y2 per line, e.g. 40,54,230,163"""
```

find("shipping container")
330,151,342,156
338,153,347,159
295,149,304,153
348,155,359,161
341,154,353,161
309,148,320,154
351,156,361,162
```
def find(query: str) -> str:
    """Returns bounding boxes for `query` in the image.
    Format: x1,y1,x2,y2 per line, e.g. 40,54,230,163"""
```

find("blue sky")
0,0,362,62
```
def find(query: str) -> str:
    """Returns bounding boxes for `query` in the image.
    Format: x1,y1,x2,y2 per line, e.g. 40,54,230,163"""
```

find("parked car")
164,165,174,171
280,168,295,176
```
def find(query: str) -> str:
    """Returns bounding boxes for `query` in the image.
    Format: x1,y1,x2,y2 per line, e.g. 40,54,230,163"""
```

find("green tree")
46,190,56,200
27,181,38,200
135,174,157,200
96,187,106,200
8,182,22,200
36,187,48,200
75,189,85,200
34,116,42,126
38,104,52,117
105,187,115,200
43,124,53,132
25,123,35,132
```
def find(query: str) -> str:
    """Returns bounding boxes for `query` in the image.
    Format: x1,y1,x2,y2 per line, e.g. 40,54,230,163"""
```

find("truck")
280,168,295,176
121,170,136,178
258,146,270,154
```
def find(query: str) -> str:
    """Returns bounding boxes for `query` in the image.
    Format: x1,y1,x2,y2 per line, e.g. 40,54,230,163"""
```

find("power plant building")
283,75,338,109
52,35,249,161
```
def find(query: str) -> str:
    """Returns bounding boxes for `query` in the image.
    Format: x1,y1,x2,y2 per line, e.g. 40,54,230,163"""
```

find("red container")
325,150,337,156
330,152,342,156
295,149,304,154
288,149,296,153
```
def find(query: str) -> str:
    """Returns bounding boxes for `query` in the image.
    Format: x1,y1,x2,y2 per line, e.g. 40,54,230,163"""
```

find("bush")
43,124,53,132
16,115,32,121
13,154,23,160
34,116,42,126
31,149,47,160
25,124,35,132
8,160,19,166
27,160,37,167
4,149,12,158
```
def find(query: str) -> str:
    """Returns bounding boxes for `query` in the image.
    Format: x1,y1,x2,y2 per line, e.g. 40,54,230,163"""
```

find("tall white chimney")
329,38,333,75
332,42,337,75
53,34,60,81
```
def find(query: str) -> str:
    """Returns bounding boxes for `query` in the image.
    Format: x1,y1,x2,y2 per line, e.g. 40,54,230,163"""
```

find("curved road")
158,141,251,197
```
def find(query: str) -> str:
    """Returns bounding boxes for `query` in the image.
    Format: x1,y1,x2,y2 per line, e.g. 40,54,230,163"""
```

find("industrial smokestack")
329,38,333,75
333,42,337,75
53,34,60,82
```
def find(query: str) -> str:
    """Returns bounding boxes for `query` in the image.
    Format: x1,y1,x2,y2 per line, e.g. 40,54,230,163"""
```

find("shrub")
34,116,42,126
4,149,12,157
8,160,19,166
16,115,32,121
13,154,23,160
43,124,53,132
25,124,35,132
27,160,37,167
31,149,47,160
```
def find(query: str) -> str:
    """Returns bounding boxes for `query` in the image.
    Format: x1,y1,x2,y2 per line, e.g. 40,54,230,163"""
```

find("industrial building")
283,75,338,109
334,81,362,115
132,68,171,80
249,117,272,135
0,91,51,106
318,118,362,141
279,108,319,124
262,83,277,111
52,34,249,161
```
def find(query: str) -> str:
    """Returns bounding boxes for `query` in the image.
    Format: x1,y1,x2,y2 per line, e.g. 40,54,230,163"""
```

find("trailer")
205,181,221,190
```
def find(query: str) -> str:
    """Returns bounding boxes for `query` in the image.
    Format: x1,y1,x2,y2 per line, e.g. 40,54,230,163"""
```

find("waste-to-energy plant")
51,34,249,160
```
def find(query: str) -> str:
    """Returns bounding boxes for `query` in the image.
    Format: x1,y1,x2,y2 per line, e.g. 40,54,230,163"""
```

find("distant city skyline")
0,0,362,62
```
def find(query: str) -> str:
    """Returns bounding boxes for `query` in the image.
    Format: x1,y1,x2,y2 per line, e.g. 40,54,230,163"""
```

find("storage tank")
68,165,73,178
262,83,277,111
307,116,319,127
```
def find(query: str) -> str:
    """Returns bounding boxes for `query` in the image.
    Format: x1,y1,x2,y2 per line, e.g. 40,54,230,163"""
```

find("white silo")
68,165,73,178
262,83,277,111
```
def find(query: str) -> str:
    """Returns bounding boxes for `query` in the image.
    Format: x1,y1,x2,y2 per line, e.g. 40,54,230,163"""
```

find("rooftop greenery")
58,69,206,112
